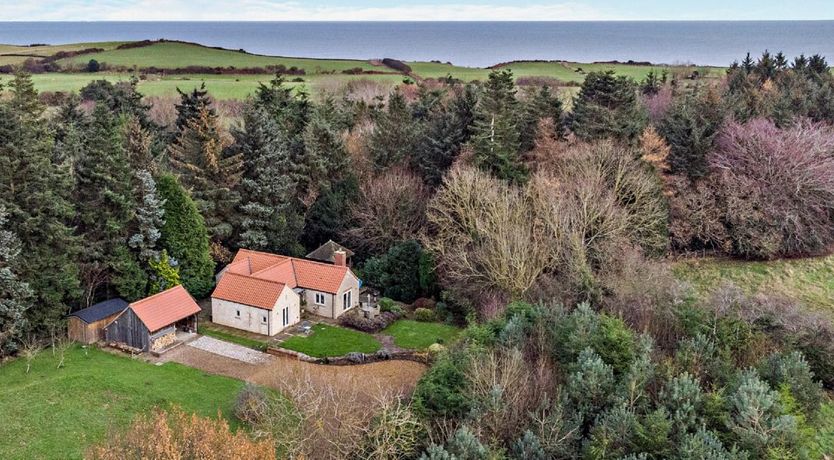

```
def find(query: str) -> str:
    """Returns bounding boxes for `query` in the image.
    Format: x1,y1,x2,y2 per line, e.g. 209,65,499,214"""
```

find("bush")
362,240,426,303
413,351,471,419
339,308,402,333
415,308,436,322
707,118,834,258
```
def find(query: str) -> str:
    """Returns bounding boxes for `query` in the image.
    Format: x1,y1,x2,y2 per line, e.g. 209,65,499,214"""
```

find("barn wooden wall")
104,309,150,351
68,314,122,344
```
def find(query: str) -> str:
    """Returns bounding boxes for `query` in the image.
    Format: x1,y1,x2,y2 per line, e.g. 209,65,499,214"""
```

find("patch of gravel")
188,336,270,364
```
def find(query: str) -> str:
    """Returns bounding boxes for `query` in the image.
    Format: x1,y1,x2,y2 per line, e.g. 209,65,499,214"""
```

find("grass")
198,324,269,351
280,323,381,358
672,254,834,315
57,41,383,73
0,345,246,459
0,41,125,66
0,72,404,100
382,320,461,350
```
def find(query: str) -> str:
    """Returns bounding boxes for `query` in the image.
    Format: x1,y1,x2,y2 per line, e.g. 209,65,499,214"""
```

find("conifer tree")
570,70,647,144
0,207,32,356
519,85,563,151
175,82,214,130
368,90,419,171
659,88,725,179
168,106,242,257
470,69,527,183
128,170,165,263
124,116,155,172
74,104,136,304
233,105,302,255
0,73,80,329
156,174,215,298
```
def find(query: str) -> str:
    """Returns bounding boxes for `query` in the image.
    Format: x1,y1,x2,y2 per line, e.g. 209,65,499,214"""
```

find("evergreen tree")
302,175,360,250
156,174,215,298
74,104,136,304
80,77,153,130
253,75,310,161
233,105,303,255
0,207,32,356
659,88,725,179
168,106,242,256
570,70,647,144
124,116,155,172
148,249,181,294
175,82,214,130
640,69,662,95
51,94,86,168
368,90,419,171
741,52,755,73
128,170,165,263
519,85,563,151
301,107,350,203
470,69,527,183
0,73,80,330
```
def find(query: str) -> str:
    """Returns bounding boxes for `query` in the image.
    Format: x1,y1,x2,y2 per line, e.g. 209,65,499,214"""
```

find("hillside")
0,39,718,99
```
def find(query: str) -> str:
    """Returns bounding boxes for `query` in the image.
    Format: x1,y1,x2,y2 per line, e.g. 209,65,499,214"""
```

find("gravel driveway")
187,336,270,364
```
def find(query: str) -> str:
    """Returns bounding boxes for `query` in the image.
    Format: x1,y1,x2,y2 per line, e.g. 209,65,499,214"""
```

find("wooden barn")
104,285,200,353
67,298,129,344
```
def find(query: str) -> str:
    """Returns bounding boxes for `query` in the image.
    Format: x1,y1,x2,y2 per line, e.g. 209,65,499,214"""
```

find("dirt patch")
158,341,427,400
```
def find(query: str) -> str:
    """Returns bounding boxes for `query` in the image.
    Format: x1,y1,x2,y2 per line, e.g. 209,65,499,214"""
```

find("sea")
2,21,834,68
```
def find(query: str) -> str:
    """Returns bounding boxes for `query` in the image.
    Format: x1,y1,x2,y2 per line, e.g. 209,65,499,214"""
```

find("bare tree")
19,335,42,374
54,336,73,369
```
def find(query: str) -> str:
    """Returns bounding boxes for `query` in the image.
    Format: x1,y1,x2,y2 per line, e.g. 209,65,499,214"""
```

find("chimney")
333,249,346,267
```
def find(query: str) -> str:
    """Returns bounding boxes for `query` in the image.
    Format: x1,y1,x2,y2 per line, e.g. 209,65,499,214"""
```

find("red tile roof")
211,249,355,310
129,285,201,333
213,272,286,310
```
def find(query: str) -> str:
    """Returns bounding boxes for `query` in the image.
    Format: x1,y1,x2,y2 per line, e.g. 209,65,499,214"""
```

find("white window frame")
314,293,326,305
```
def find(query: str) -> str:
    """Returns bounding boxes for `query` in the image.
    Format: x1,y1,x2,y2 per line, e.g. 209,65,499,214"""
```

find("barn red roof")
129,285,201,332
211,249,355,309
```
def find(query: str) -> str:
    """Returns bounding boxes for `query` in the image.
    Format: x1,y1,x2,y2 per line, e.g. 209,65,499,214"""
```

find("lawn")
0,345,246,459
382,320,461,350
279,323,381,358
672,254,834,315
198,324,269,351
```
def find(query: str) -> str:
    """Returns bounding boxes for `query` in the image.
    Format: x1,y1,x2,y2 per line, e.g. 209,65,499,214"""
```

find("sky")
2,1,834,22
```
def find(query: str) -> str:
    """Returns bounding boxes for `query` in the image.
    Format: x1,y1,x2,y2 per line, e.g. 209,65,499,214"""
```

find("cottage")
67,298,128,344
211,248,360,336
104,285,200,352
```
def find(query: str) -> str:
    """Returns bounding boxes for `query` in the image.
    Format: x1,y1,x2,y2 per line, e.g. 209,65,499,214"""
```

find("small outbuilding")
67,298,129,344
305,240,354,266
104,285,200,353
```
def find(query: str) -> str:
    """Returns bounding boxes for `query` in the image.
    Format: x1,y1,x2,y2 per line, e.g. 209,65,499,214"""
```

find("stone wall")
266,346,429,366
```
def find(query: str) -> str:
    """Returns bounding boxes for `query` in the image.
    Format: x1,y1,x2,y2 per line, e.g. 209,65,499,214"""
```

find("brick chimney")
333,249,346,267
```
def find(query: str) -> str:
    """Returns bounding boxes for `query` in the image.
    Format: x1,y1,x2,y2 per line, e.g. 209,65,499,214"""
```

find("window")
282,307,289,326
261,315,267,324
235,310,240,318
314,293,326,305
343,291,352,310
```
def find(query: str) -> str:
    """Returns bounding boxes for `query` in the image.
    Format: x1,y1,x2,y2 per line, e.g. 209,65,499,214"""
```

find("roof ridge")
223,271,287,287
249,257,292,277
129,285,184,307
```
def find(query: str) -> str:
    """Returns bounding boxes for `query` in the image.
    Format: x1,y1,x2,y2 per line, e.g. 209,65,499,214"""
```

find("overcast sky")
3,1,834,21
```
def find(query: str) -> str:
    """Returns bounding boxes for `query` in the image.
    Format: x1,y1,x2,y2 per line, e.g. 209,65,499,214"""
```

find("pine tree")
74,104,136,304
519,85,563,151
659,87,725,179
0,73,80,330
124,116,155,172
168,106,242,256
148,249,181,294
175,82,213,130
302,174,360,250
301,107,349,204
570,70,647,144
128,170,165,263
368,90,419,171
156,174,215,298
233,105,302,255
0,207,33,356
470,69,527,183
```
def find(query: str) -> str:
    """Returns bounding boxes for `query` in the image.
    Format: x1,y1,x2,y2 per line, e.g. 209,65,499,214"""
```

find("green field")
0,345,246,459
279,323,381,358
673,254,834,315
0,40,723,99
382,320,461,350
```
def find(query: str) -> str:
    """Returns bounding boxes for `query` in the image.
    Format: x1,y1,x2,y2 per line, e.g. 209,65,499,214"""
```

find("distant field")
673,254,834,315
0,345,245,459
0,39,723,99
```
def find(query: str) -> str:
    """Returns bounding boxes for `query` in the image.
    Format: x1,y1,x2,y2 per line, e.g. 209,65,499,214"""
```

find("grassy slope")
280,323,381,358
0,345,245,459
672,254,834,314
0,42,125,66
58,41,382,73
382,320,461,350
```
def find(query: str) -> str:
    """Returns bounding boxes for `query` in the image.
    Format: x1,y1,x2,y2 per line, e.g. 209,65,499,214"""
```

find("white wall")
211,286,300,336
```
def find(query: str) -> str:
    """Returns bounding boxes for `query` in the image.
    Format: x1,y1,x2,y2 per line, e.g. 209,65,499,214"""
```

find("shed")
67,298,129,344
104,285,201,352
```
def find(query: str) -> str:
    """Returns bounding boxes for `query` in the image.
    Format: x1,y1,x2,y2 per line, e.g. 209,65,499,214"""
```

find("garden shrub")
415,307,436,322
338,309,402,333
551,303,637,375
412,351,471,419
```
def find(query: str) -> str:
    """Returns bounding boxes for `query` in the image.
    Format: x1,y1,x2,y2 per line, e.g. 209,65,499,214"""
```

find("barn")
67,298,128,344
104,285,201,353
